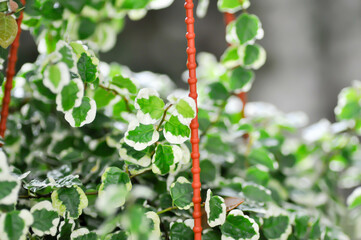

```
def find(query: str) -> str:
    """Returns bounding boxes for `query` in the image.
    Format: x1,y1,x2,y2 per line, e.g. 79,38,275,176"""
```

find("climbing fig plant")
0,0,361,239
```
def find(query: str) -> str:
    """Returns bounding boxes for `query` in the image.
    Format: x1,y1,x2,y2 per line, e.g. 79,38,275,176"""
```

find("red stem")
0,0,26,142
223,12,247,118
184,1,202,239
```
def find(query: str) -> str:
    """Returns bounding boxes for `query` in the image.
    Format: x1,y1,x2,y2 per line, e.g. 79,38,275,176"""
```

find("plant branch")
156,104,173,131
98,84,132,113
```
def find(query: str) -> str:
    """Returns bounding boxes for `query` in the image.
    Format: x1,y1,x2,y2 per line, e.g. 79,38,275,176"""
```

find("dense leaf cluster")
0,0,360,239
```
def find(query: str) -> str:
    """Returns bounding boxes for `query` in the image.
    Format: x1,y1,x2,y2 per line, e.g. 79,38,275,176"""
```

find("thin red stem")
0,0,26,142
184,1,202,239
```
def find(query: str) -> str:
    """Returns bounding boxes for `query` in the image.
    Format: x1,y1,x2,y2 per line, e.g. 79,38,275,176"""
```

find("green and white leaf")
0,13,18,49
152,144,182,175
51,186,88,219
96,185,128,216
119,141,151,167
217,0,250,13
71,228,97,240
205,189,226,227
164,115,191,144
221,210,259,240
57,218,76,240
238,44,266,70
64,96,97,127
110,75,138,95
99,167,132,194
235,13,263,45
170,177,193,210
124,120,159,151
56,78,84,112
0,151,20,205
228,66,254,93
242,183,272,202
135,88,165,124
262,214,291,240
56,40,77,70
145,211,161,239
30,201,60,237
44,62,71,93
170,97,197,125
347,187,361,209
77,52,98,83
221,46,240,69
0,210,33,240
169,220,194,240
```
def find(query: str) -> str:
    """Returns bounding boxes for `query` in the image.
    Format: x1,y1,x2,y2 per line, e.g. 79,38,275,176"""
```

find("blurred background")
17,0,361,124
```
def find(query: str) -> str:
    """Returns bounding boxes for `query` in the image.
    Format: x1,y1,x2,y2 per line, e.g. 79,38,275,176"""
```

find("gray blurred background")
18,0,361,123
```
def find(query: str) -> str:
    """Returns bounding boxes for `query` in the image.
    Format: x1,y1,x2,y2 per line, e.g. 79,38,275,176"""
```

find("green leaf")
294,215,310,239
221,46,240,68
203,229,222,240
71,228,97,240
51,186,88,219
111,75,137,94
135,88,165,124
0,152,20,205
262,215,291,240
30,201,60,237
151,144,181,175
221,210,259,240
78,17,96,40
200,159,217,183
235,13,261,44
248,147,278,170
44,62,71,93
0,13,18,49
242,183,272,202
56,78,84,112
204,133,231,155
309,219,321,240
124,121,159,151
205,189,226,227
119,141,152,167
170,177,193,210
99,167,132,194
77,52,97,83
172,97,196,125
169,220,194,240
61,0,86,13
94,87,116,108
208,82,229,101
121,0,151,9
241,44,266,70
347,187,361,209
0,210,33,240
245,166,269,186
0,72,4,86
41,0,64,20
0,2,8,12
56,40,77,69
229,66,254,92
217,0,250,13
164,115,191,144
64,96,97,127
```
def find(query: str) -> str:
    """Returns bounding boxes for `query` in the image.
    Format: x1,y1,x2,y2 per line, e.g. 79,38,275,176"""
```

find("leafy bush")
0,0,361,239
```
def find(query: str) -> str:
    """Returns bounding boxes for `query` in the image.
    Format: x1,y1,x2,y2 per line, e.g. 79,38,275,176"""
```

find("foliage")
0,0,361,239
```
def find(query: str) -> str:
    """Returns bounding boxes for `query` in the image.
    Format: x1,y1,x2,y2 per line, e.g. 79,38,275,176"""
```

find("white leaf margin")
222,209,260,240
347,187,361,209
119,143,151,167
0,151,20,205
124,120,159,151
163,115,191,144
205,189,226,227
64,97,97,128
169,96,197,125
135,88,163,124
56,78,84,113
43,62,70,94
146,211,161,238
0,210,33,240
30,201,60,237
